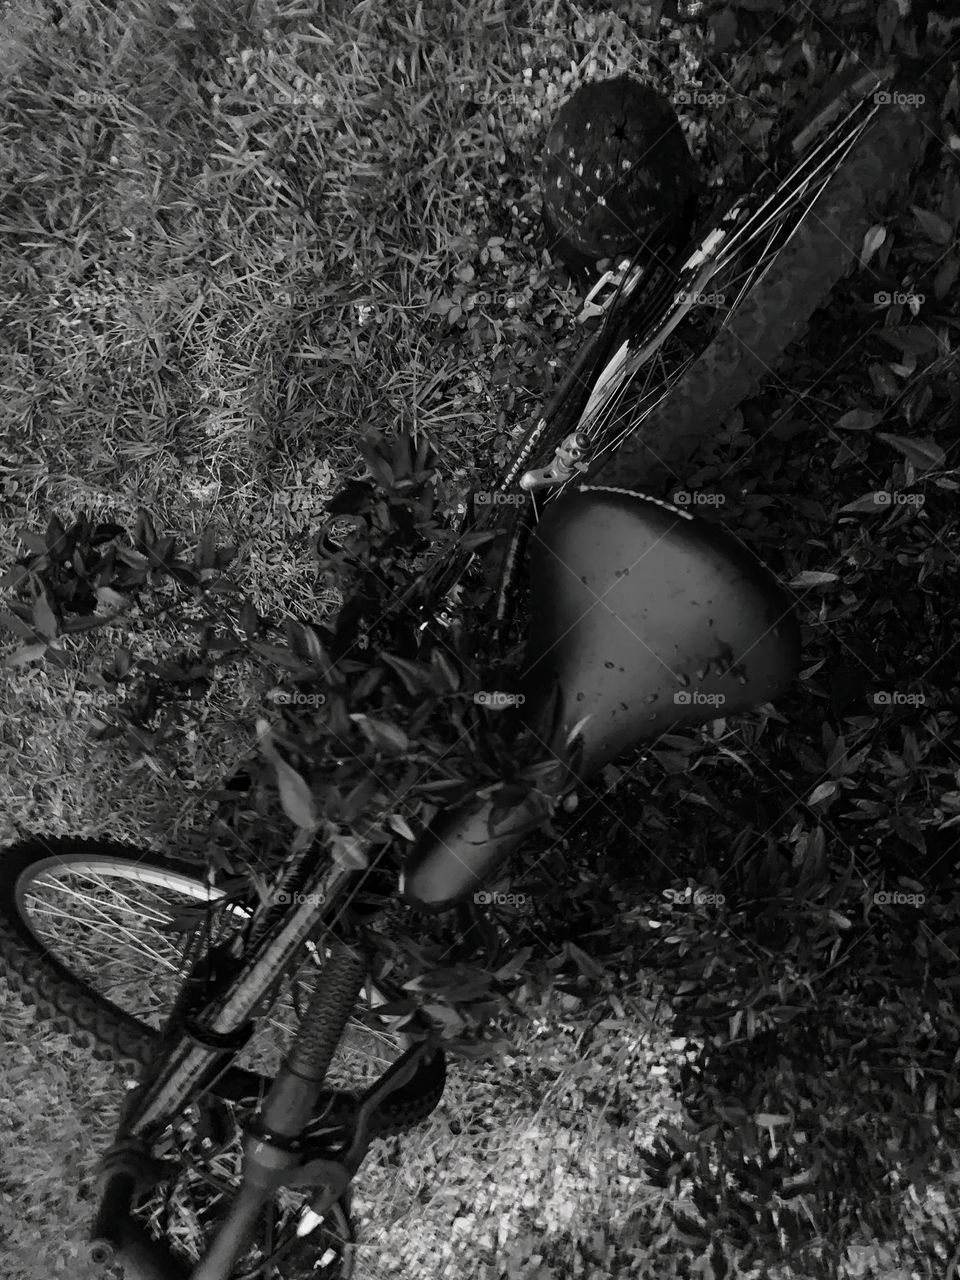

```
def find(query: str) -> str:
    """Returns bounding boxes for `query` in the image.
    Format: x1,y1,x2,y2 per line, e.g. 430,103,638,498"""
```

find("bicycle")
0,54,940,1280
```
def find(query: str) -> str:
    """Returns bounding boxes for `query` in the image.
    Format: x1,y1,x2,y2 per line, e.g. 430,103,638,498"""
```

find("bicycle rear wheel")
586,92,933,493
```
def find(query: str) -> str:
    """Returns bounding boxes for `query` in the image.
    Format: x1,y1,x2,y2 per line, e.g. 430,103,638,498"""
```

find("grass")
0,0,958,1277
0,2,718,1275
0,0,708,847
0,970,691,1280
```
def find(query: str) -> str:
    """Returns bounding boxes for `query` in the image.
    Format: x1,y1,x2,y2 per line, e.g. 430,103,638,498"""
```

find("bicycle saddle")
520,484,799,773
401,485,799,909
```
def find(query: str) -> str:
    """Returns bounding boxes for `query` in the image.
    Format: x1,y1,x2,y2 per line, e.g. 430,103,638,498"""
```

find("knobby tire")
589,95,932,491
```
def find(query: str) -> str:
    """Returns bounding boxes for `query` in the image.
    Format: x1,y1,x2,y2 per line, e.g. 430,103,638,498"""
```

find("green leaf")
367,998,418,1018
301,623,329,670
115,547,151,571
91,521,125,545
0,608,39,640
33,593,58,641
167,562,198,590
493,946,534,980
340,776,378,823
876,327,944,357
421,1002,466,1032
876,0,898,49
911,204,954,246
708,7,737,54
867,362,901,398
359,433,395,488
838,493,890,514
410,965,491,999
45,514,68,557
388,813,416,840
134,509,156,552
457,528,501,552
249,641,311,672
380,652,433,696
767,1006,809,1024
350,714,409,754
859,225,886,267
151,535,177,567
835,409,881,432
876,433,945,471
808,781,838,804
329,833,369,870
563,941,605,979
110,649,133,679
2,643,47,666
889,814,926,853
789,570,839,588
0,564,30,590
430,649,461,692
933,257,960,299
16,528,47,554
274,757,317,830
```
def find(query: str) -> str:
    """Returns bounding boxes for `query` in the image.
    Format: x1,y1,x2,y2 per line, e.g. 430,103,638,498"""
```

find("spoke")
714,98,878,269
28,870,234,944
26,905,188,973
549,102,886,486
32,871,190,923
26,894,204,973
26,891,166,933
23,870,243,1010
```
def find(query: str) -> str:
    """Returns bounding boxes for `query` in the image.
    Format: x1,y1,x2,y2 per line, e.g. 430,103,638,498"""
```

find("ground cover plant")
1,0,960,1277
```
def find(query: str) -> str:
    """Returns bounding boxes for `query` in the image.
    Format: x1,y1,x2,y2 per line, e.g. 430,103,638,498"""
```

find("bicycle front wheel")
0,835,445,1131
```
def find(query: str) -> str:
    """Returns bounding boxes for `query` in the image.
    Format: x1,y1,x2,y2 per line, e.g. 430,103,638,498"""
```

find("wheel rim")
14,854,409,1086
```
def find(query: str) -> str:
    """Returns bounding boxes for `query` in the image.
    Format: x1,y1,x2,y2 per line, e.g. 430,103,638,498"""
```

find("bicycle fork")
185,937,367,1280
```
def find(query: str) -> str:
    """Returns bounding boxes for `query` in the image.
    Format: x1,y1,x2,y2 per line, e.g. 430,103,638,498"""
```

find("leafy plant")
0,427,568,1044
